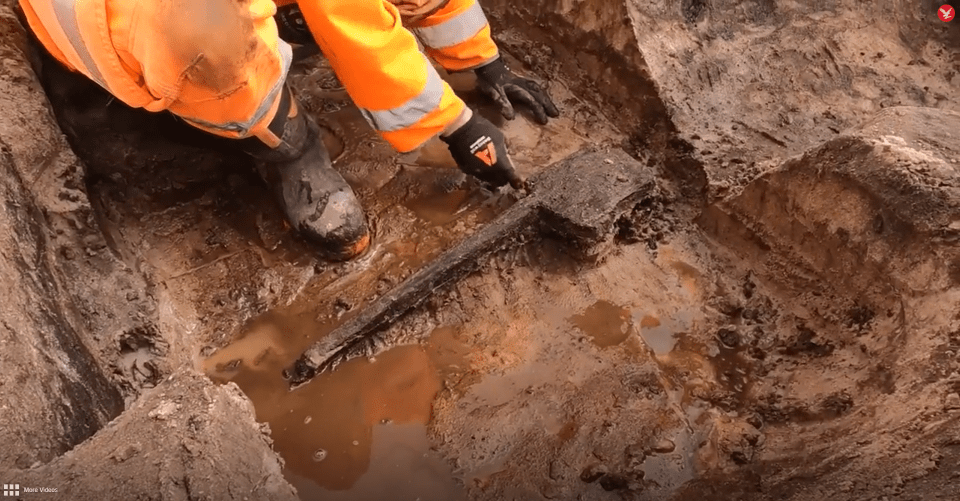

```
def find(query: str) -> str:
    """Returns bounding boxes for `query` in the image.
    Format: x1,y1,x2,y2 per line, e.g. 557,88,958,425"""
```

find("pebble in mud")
651,439,676,454
945,393,960,411
746,413,765,430
312,449,327,462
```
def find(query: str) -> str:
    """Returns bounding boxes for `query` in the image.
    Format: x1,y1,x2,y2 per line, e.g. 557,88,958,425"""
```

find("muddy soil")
1,0,959,499
424,107,960,501
16,370,299,500
486,0,960,197
0,2,162,471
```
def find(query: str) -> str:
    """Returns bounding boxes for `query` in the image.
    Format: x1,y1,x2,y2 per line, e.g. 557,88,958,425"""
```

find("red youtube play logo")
940,4,955,22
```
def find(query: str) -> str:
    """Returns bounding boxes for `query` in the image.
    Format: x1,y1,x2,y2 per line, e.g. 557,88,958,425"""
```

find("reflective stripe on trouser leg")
411,0,488,49
181,40,294,137
357,55,444,132
409,0,499,71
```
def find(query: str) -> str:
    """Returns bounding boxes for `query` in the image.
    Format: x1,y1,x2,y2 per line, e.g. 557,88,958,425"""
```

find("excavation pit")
1,1,959,500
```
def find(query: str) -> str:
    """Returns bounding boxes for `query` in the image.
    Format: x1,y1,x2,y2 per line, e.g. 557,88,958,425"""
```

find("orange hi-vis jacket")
18,0,499,152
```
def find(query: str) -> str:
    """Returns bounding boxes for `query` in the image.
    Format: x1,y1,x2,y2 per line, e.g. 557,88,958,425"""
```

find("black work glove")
441,112,523,190
475,56,560,125
275,4,316,46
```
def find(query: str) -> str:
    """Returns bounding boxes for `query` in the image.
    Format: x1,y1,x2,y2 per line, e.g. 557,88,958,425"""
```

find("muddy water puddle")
206,323,471,500
571,300,633,348
404,188,480,226
636,312,689,355
287,423,463,501
206,285,760,499
570,299,696,355
566,299,758,490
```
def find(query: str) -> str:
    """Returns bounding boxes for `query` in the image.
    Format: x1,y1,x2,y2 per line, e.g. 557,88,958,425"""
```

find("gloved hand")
275,4,316,46
475,56,560,125
441,111,523,190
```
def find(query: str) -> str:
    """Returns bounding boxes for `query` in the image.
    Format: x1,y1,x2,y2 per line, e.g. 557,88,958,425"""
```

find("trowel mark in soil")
206,322,467,500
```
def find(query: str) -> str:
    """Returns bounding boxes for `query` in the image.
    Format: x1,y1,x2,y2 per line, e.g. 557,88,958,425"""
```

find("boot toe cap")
302,189,371,261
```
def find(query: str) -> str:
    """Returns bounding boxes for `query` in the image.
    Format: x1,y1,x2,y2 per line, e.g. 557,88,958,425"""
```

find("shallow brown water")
206,320,466,500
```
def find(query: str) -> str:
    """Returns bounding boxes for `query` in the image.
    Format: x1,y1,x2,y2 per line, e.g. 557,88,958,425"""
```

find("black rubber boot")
243,86,370,261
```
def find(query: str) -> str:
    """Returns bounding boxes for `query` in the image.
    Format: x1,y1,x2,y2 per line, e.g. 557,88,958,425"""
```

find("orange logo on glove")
474,142,497,166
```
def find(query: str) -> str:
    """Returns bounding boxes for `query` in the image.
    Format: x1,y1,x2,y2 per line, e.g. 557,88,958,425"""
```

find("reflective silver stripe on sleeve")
52,0,107,88
358,57,444,132
412,1,488,49
184,41,294,135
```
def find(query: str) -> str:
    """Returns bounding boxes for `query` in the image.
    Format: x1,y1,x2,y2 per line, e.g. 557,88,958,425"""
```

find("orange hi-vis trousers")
18,0,500,152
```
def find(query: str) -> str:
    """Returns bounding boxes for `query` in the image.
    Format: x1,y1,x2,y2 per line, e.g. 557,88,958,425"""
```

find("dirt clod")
718,327,741,348
579,463,608,483
624,442,647,467
12,370,297,500
599,473,631,491
945,393,960,411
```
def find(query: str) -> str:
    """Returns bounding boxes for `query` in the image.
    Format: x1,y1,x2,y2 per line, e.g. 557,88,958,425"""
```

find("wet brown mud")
203,175,739,500
197,48,626,496
419,241,749,498
195,76,624,490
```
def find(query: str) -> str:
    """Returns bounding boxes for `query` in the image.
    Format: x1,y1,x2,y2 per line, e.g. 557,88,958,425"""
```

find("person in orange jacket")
17,0,559,261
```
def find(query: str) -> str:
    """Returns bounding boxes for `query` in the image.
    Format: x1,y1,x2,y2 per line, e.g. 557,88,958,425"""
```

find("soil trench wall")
485,0,958,200
0,3,150,469
14,370,299,501
701,107,960,299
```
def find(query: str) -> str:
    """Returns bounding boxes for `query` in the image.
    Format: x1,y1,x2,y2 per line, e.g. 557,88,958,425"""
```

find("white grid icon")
3,484,19,497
